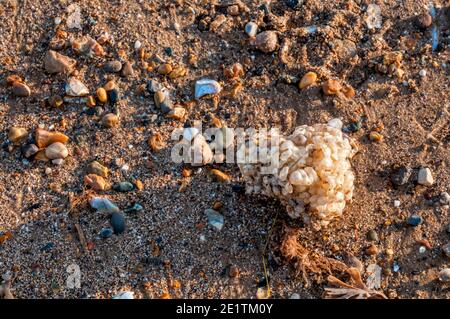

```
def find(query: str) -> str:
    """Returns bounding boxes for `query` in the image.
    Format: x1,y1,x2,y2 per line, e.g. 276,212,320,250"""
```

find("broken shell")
194,79,222,99
44,50,76,74
45,142,69,159
35,129,69,148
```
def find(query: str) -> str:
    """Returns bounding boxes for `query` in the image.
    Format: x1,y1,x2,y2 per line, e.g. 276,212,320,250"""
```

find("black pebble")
110,212,126,234
108,88,120,105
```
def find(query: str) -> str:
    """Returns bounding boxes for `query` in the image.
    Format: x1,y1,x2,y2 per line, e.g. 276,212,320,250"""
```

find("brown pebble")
229,265,240,278
255,31,278,53
12,82,31,97
210,169,231,182
104,80,116,91
121,61,134,77
6,75,23,85
322,79,341,95
342,85,356,98
224,63,244,80
157,63,172,75
168,66,187,79
44,50,76,74
299,72,317,89
134,179,144,190
35,129,69,148
84,174,108,191
86,95,96,107
365,245,379,255
8,127,28,144
101,113,119,128
96,87,108,103
416,13,432,29
369,131,384,142
86,161,108,178
213,201,223,210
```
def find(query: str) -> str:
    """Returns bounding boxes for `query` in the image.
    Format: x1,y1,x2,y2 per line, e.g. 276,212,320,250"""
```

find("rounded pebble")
100,228,113,239
110,212,126,234
406,214,423,227
45,142,69,160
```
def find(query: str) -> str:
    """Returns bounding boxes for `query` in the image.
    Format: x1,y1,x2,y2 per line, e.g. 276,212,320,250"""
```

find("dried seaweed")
279,226,347,286
324,267,387,299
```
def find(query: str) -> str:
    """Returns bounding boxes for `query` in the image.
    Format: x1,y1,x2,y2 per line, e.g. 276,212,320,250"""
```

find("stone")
157,63,172,75
210,169,231,182
104,80,116,91
45,142,69,159
65,78,89,96
245,22,258,37
194,79,222,99
21,144,39,158
254,31,278,53
160,100,174,114
146,79,162,93
8,127,28,144
44,50,76,74
104,60,122,73
101,113,119,128
124,203,143,214
154,90,166,107
107,88,120,105
113,182,134,192
438,268,450,283
121,61,134,77
322,79,341,95
365,4,382,30
205,209,224,231
89,197,120,213
365,245,379,255
298,72,317,89
406,214,423,226
49,95,64,108
100,228,113,239
134,40,142,50
417,167,434,186
391,165,412,187
96,87,107,103
12,82,31,97
416,13,432,29
35,129,69,148
86,161,108,178
112,291,134,299
167,107,186,120
110,212,126,234
52,158,64,165
84,174,108,191
366,230,379,242
168,66,187,79
327,118,343,130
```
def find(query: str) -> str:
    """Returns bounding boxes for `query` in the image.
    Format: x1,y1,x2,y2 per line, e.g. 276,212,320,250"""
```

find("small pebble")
205,209,224,231
12,82,31,97
101,113,119,128
327,118,343,130
22,144,39,158
254,31,278,53
366,230,379,242
110,212,126,234
365,244,378,256
417,167,434,186
107,88,120,105
86,161,108,178
65,78,89,96
124,203,143,213
146,79,163,93
121,61,134,77
44,50,76,74
158,63,173,75
112,291,134,299
45,142,68,159
45,167,52,175
84,174,108,191
391,165,412,187
113,182,134,192
290,293,300,299
298,72,317,89
418,246,427,254
406,214,423,226
100,228,113,239
438,268,450,283
89,197,120,213
8,127,28,144
104,60,122,73
419,69,427,77
394,200,401,207
52,158,64,165
194,79,222,99
245,22,258,37
416,13,432,29
134,40,142,50
443,244,450,258
322,79,341,95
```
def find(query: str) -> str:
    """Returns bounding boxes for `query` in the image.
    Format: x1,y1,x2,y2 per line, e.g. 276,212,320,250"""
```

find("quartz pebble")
254,31,278,53
12,82,31,97
206,209,224,231
134,40,142,50
112,291,134,299
110,212,126,234
8,127,28,144
327,118,343,130
65,78,89,96
299,72,317,89
45,142,68,159
44,50,76,74
89,197,119,213
245,22,258,37
194,79,222,99
417,167,434,186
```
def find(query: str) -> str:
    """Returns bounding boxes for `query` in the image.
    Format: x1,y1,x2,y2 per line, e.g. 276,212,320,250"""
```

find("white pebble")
134,40,142,50
393,200,401,207
45,167,52,175
419,69,427,77
54,17,62,25
327,118,343,130
245,21,258,37
417,167,434,186
194,79,222,99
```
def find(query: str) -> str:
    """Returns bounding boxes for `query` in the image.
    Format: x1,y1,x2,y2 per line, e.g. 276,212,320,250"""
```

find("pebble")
394,200,401,207
416,13,432,29
101,113,119,128
52,158,64,165
244,22,258,37
40,242,55,252
210,169,231,182
158,63,173,75
8,127,28,144
440,192,450,205
134,40,142,50
255,31,278,53
365,4,382,30
113,182,134,192
327,118,343,130
22,144,39,158
365,244,379,255
65,78,89,96
35,129,69,148
406,214,423,227
44,50,76,74
100,228,113,239
89,197,120,213
121,61,134,77
146,79,163,93
194,79,222,99
110,212,126,234
443,244,450,258
205,209,224,231
49,95,64,108
45,142,68,159
366,230,379,242
107,88,120,105
96,87,107,103
419,246,427,254
417,167,434,186
84,174,108,191
229,265,239,278
290,293,300,299
298,72,317,89
322,79,341,95
369,131,383,142
391,165,412,186
438,269,450,283
167,107,186,120
168,65,187,79
419,69,427,77
104,60,122,73
12,82,31,97
112,291,134,299
45,167,52,175
104,80,116,91
86,161,108,178
160,99,174,114
124,203,143,213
